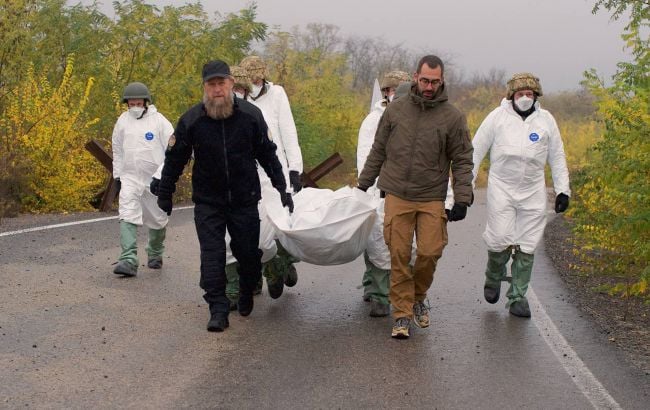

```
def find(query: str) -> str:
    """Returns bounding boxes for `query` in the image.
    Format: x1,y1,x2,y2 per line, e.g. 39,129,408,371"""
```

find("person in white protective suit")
357,70,411,317
472,73,570,318
240,55,303,299
358,76,456,318
111,82,174,276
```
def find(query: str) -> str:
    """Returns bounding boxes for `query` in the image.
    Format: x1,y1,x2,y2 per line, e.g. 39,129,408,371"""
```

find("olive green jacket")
358,83,474,204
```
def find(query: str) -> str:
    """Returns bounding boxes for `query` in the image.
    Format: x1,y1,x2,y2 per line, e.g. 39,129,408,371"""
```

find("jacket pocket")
441,209,449,247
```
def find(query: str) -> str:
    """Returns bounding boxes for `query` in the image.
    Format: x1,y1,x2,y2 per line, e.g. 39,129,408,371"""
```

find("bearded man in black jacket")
156,60,291,332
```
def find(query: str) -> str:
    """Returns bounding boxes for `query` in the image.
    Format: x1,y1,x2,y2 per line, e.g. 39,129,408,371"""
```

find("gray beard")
203,93,233,119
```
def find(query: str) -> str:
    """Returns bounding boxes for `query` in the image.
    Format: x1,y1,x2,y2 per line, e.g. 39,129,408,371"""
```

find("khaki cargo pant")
384,194,448,319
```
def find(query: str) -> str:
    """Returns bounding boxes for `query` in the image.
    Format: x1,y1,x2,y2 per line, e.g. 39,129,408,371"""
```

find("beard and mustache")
203,92,234,119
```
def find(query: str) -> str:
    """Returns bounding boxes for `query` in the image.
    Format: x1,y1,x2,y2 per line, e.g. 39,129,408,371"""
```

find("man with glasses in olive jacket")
358,55,474,339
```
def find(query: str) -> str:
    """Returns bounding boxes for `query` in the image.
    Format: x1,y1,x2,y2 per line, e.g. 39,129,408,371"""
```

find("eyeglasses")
418,77,442,87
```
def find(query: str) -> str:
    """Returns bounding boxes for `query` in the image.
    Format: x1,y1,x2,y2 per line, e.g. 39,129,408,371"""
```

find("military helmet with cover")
240,55,269,82
506,73,543,99
122,82,152,103
380,70,411,91
230,65,252,92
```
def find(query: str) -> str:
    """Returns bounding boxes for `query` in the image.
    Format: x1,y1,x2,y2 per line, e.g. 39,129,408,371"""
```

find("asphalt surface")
1,190,648,409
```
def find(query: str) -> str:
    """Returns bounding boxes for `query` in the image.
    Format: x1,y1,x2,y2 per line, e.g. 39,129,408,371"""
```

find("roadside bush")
569,0,649,299
0,56,104,212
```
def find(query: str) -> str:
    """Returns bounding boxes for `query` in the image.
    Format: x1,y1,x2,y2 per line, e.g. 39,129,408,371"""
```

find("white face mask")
251,83,263,96
387,94,395,102
234,91,245,99
515,96,534,111
129,106,145,118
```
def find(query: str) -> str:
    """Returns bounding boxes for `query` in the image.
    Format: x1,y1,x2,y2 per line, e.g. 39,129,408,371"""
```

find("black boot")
238,292,254,317
205,293,230,332
207,307,229,332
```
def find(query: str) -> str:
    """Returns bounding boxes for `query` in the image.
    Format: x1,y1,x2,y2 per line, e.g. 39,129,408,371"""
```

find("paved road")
1,190,648,409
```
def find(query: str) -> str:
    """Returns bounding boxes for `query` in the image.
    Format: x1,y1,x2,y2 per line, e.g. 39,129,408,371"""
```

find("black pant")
194,202,262,313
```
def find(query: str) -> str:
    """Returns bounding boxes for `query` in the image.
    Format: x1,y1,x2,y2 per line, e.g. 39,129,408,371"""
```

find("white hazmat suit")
112,105,174,229
472,98,570,254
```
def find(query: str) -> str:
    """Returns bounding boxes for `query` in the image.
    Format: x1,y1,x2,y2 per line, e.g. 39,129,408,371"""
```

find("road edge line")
0,206,194,237
528,287,622,409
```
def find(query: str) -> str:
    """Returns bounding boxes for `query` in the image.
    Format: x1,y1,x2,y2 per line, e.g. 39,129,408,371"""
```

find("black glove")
289,170,302,193
157,197,173,216
115,177,121,193
281,192,294,213
356,186,368,192
555,193,569,213
448,203,468,222
150,178,160,196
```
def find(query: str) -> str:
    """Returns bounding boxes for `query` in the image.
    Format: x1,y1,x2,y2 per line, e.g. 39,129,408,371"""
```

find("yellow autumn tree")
0,56,103,212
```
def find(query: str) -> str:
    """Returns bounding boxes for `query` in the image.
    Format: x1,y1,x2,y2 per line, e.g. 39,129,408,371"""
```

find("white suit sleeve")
153,163,164,180
471,109,497,187
159,114,174,152
546,114,571,196
152,114,175,180
356,111,380,177
444,178,454,210
111,118,124,179
276,86,303,173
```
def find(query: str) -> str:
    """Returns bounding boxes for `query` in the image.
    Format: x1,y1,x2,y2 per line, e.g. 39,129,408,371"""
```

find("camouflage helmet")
380,70,412,90
230,65,252,92
240,55,269,82
506,73,543,99
122,82,151,103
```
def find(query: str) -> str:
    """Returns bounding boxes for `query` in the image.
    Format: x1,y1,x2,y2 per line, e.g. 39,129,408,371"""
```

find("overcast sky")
86,0,631,92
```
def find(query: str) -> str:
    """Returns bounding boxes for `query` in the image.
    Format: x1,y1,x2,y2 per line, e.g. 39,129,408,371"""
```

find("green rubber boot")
225,262,240,310
146,227,166,268
114,221,138,276
507,249,534,317
484,249,512,304
277,242,299,287
362,252,390,316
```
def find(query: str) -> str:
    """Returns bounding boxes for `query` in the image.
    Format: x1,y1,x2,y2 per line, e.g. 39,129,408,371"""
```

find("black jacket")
158,97,286,207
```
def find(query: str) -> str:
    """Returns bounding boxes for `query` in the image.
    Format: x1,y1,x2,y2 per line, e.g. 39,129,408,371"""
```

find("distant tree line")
0,0,601,211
